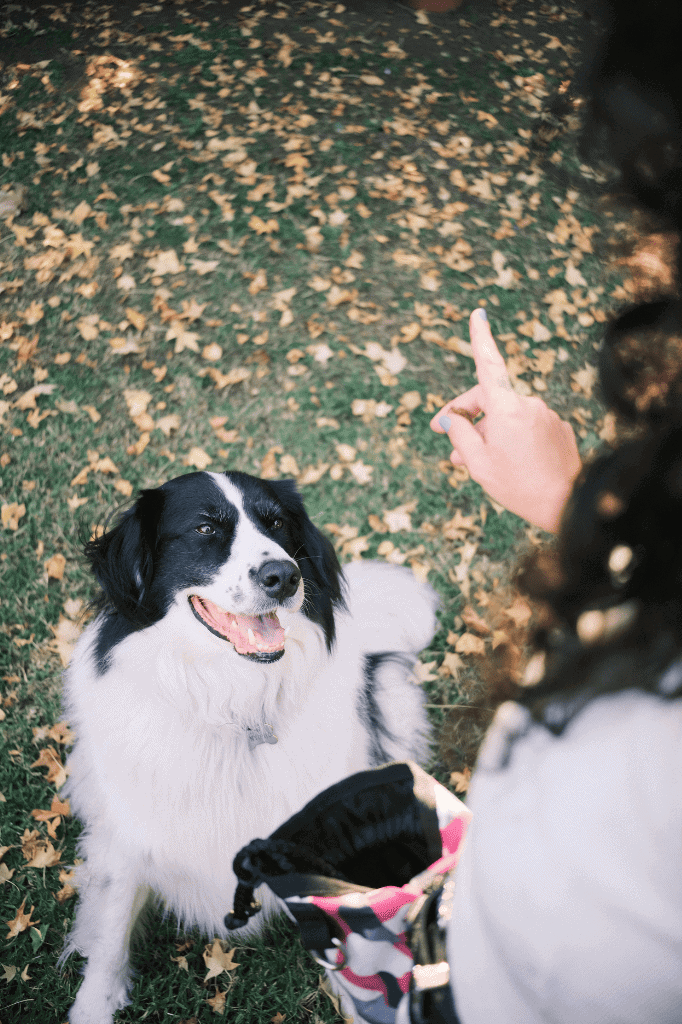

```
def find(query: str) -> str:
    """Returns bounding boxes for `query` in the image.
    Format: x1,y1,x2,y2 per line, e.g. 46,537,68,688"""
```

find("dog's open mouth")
189,596,286,662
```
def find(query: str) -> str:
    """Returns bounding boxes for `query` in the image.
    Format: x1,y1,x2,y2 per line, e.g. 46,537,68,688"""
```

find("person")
426,2,682,1019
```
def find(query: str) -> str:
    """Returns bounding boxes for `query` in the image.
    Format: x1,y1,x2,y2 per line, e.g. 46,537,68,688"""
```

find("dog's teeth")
284,626,290,636
248,628,255,644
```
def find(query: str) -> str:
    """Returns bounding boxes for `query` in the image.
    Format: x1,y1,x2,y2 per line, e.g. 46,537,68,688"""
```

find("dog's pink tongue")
191,597,285,654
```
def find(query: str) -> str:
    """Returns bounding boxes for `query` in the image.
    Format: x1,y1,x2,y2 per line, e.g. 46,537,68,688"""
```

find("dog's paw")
68,973,130,1024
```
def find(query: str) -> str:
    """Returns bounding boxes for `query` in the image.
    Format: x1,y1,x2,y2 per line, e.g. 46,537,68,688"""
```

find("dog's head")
85,471,345,665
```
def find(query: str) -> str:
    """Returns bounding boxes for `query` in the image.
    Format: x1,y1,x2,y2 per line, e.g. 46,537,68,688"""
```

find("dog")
59,470,438,1023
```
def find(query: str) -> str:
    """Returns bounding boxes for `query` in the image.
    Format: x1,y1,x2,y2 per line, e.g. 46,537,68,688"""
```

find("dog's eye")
196,524,215,536
270,518,283,531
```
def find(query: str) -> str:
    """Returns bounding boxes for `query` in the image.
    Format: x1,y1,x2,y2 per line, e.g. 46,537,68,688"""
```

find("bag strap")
406,873,460,1024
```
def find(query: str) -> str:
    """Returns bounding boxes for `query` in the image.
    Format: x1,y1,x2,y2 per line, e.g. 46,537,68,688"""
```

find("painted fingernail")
439,415,452,431
477,308,488,322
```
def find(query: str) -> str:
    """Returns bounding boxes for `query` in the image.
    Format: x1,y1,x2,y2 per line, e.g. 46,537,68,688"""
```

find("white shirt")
447,689,682,1023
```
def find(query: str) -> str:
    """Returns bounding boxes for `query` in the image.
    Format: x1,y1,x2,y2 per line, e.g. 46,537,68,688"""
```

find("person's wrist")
539,474,578,534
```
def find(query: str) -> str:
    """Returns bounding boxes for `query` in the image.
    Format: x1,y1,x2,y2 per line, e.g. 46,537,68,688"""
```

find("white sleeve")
447,690,682,1024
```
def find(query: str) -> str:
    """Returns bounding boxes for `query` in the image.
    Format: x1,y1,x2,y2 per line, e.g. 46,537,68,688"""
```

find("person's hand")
430,308,582,535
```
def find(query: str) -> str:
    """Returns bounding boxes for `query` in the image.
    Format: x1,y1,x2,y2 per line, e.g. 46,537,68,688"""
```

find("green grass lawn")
0,0,626,1020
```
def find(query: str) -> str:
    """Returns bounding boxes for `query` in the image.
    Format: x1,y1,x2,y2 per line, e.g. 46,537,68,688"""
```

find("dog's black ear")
269,479,347,650
85,489,164,624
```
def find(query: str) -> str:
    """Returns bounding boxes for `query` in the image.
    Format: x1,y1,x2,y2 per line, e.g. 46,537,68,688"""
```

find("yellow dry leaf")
5,899,38,941
14,383,56,410
203,939,240,982
206,987,227,1015
304,225,323,251
166,322,200,354
113,479,133,497
123,389,152,419
25,837,61,869
157,414,181,436
206,367,250,389
297,462,329,485
279,454,300,476
383,500,418,533
341,535,371,560
248,269,268,295
147,249,183,275
327,284,355,307
502,597,533,628
125,308,146,331
184,447,212,470
23,300,44,325
77,315,100,341
191,259,220,276
571,363,598,398
308,276,331,292
202,343,223,361
30,747,67,788
307,343,334,363
455,632,486,656
45,553,66,581
440,651,464,679
450,767,472,794
2,502,26,530
399,391,421,412
565,261,587,287
344,250,365,269
400,323,421,343
348,461,373,485
249,215,279,235
109,241,135,261
368,513,389,534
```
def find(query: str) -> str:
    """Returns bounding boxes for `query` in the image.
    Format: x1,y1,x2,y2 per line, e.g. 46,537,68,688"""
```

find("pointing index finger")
469,308,516,401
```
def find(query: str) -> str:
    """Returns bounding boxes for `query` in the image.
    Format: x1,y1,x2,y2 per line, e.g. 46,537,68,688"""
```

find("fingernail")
439,415,452,431
477,308,488,323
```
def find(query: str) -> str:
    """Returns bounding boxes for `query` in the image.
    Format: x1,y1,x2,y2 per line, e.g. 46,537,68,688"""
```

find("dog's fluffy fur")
59,471,437,1023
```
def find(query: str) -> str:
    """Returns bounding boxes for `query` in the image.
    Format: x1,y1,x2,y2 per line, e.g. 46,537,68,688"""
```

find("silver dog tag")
246,723,278,751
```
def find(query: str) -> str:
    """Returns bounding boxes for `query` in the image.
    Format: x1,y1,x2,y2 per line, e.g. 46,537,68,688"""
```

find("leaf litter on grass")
0,0,640,1019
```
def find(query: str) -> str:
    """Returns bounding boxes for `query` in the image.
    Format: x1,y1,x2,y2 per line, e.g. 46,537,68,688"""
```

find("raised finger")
469,308,517,404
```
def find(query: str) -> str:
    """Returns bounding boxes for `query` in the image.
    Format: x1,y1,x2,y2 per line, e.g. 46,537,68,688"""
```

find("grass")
0,0,625,1020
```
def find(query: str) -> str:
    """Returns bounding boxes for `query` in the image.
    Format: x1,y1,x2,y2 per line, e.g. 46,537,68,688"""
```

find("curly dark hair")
498,0,682,736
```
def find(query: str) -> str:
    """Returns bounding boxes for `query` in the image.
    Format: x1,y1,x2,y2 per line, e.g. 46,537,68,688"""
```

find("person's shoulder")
476,687,682,776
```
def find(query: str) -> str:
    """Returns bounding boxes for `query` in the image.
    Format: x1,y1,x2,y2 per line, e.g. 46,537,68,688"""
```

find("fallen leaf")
450,767,472,793
147,249,184,275
455,633,487,656
203,939,239,982
49,616,81,666
45,553,66,581
383,500,418,533
191,259,220,276
502,598,533,628
2,503,26,530
5,899,38,940
184,447,212,470
348,461,373,485
125,308,146,332
30,747,67,788
207,986,227,1014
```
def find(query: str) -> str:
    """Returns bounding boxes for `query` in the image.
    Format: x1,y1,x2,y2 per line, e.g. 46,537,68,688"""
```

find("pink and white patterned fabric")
284,778,472,1024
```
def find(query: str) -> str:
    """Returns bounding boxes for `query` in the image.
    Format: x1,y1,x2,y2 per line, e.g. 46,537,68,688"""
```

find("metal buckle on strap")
312,937,346,972
412,961,450,991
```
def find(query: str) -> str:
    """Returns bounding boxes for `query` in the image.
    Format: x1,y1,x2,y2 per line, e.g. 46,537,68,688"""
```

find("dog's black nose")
255,560,301,601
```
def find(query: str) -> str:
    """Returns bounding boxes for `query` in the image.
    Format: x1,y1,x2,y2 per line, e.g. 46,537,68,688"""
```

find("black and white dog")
60,470,438,1024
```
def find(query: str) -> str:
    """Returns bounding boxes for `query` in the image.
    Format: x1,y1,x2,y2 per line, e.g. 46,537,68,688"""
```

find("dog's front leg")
65,871,150,1024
